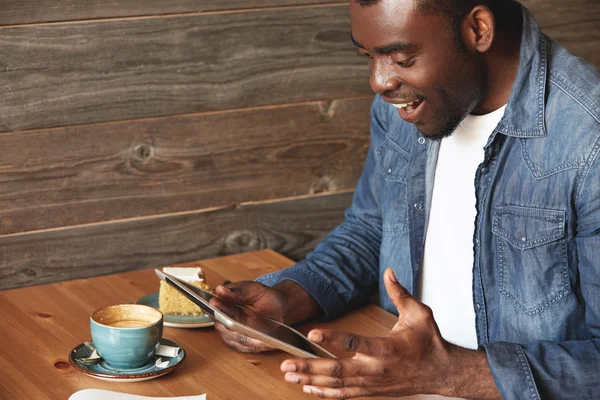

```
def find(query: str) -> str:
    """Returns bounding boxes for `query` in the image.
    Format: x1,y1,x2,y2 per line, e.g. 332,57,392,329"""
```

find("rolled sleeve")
482,341,541,400
256,261,347,320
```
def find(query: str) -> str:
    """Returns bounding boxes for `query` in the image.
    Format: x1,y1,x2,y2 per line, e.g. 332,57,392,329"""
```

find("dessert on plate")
158,266,211,316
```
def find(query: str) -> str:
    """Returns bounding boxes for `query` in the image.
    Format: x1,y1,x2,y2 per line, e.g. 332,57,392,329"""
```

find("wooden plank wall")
1,1,598,290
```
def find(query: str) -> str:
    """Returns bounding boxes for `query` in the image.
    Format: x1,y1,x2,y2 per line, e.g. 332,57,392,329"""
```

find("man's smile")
384,97,426,123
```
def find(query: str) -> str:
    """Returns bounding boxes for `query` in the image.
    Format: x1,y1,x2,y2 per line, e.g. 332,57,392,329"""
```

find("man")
211,0,600,398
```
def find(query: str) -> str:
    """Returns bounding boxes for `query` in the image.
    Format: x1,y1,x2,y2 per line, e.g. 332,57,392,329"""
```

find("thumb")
383,268,416,316
215,281,263,305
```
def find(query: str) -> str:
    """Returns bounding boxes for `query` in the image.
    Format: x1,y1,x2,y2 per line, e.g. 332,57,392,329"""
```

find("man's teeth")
392,101,418,114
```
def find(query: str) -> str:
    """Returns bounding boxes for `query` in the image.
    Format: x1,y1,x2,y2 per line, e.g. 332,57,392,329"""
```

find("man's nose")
369,59,400,94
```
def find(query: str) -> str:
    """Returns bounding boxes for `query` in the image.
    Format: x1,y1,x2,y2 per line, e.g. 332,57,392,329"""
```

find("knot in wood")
134,144,153,162
221,230,266,255
53,361,70,370
318,100,337,118
309,175,339,194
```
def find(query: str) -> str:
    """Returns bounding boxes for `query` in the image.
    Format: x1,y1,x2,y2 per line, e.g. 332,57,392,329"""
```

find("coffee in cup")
90,304,163,369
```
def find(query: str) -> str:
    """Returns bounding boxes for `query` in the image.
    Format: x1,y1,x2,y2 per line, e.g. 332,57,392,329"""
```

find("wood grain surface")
0,250,397,400
0,0,345,26
0,97,371,236
1,0,597,292
521,0,600,66
0,191,354,290
0,5,371,132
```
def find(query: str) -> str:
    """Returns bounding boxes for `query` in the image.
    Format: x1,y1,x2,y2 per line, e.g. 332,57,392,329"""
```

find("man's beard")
421,86,483,141
421,109,466,141
423,44,484,141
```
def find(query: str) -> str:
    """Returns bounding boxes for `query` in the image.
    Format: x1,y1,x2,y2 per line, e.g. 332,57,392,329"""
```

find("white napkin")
77,342,101,362
87,349,101,360
154,343,180,369
155,344,180,357
69,389,206,400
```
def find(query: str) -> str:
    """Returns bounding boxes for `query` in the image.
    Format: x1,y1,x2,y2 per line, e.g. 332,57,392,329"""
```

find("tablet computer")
155,269,336,359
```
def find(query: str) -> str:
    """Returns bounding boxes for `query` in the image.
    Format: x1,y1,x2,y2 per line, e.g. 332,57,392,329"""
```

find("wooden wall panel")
0,97,371,236
0,6,371,133
523,0,600,66
0,1,344,26
1,0,597,291
0,191,354,290
545,20,600,67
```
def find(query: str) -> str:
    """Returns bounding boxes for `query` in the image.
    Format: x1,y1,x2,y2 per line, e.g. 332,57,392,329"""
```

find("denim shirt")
258,5,600,399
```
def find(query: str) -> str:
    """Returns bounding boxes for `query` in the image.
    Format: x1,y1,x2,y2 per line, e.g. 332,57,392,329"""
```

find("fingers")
302,385,370,399
281,357,386,399
282,359,379,399
384,268,439,335
214,281,249,303
308,329,365,353
210,297,245,321
281,357,379,379
308,329,393,357
209,297,236,314
214,281,266,305
213,321,273,353
284,371,368,388
383,268,414,311
384,267,425,325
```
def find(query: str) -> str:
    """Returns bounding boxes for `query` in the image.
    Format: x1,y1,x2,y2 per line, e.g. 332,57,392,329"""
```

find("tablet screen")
157,270,335,358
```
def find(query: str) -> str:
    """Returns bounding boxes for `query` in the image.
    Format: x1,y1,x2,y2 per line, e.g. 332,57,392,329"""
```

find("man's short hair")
355,0,499,28
354,0,502,48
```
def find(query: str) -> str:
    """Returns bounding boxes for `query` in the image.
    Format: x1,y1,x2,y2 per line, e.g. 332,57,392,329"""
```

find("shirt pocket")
375,140,411,235
375,140,410,183
492,205,571,315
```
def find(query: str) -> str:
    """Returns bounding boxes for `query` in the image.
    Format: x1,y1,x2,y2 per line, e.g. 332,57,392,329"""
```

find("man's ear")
461,5,495,53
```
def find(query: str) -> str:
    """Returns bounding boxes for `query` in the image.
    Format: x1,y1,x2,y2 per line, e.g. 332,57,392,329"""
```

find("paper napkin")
156,344,180,357
69,389,206,400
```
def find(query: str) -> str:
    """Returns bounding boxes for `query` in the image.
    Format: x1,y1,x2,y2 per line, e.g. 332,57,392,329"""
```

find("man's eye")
357,51,372,59
395,57,415,67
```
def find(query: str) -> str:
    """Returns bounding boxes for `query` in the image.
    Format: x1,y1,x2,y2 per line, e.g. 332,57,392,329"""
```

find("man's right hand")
210,279,322,353
210,281,287,353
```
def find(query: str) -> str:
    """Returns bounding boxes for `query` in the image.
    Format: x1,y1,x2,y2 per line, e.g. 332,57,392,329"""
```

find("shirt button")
387,167,392,174
418,137,426,145
414,203,423,211
476,303,481,311
475,238,480,245
520,235,527,243
481,167,489,174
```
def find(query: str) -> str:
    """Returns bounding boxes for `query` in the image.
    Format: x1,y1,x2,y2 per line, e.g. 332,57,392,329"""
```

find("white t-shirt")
406,106,506,400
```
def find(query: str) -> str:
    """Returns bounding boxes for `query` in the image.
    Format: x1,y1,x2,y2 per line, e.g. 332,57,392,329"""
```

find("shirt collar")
496,4,548,138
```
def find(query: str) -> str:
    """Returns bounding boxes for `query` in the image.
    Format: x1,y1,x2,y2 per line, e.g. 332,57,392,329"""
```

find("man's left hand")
279,268,467,398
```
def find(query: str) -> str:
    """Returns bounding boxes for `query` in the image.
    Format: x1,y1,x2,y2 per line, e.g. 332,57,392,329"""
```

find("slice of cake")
158,266,211,316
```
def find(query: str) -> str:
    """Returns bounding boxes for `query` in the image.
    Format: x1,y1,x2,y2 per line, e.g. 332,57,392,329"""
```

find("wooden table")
0,250,397,400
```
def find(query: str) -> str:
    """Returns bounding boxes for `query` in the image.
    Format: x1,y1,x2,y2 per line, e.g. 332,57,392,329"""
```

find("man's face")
350,0,485,139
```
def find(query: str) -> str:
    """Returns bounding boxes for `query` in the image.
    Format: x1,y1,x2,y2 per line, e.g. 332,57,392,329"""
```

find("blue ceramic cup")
90,304,163,369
